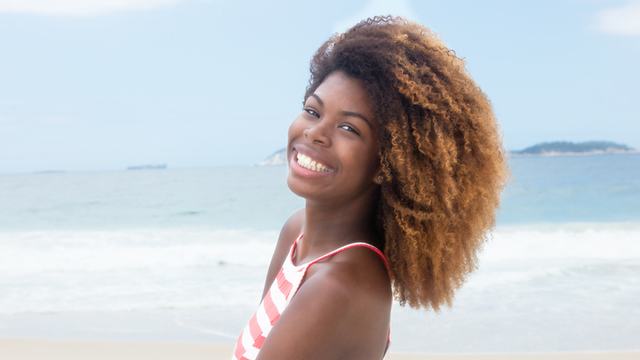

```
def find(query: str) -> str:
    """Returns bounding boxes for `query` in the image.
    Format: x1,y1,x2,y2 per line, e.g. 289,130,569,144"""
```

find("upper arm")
261,208,304,300
256,267,356,360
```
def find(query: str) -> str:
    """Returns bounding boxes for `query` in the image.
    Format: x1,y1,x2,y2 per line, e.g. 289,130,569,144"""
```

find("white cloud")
333,0,418,33
0,0,185,17
596,1,640,36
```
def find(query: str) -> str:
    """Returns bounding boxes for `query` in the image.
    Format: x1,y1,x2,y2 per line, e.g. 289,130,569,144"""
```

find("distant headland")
258,149,287,166
511,141,638,157
258,140,638,165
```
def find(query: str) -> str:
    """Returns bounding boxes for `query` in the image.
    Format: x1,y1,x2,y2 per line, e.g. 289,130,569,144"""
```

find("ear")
373,168,384,185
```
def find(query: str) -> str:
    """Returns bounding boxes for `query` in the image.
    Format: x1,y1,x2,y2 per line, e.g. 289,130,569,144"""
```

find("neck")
297,186,381,262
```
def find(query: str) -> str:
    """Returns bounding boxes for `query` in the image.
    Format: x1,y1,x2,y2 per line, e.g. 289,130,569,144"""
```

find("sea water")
0,153,639,352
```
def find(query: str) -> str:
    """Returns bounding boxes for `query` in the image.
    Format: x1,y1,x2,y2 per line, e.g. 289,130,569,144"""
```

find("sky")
0,0,639,173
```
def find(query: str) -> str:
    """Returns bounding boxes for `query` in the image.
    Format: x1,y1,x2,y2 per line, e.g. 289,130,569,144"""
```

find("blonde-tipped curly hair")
304,16,510,311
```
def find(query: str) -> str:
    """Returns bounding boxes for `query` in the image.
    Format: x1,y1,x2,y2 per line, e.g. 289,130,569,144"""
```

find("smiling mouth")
294,151,334,173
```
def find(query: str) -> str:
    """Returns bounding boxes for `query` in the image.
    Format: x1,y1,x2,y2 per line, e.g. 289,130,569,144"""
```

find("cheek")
360,144,381,177
287,116,305,141
341,144,377,174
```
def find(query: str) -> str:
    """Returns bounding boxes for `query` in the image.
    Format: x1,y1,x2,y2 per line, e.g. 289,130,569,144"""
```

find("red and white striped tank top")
232,232,392,360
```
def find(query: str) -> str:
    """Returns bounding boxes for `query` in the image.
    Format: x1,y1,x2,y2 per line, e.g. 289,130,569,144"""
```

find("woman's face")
287,70,380,204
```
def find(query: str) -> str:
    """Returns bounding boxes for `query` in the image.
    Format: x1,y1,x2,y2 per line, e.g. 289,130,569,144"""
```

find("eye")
339,124,360,135
303,107,319,118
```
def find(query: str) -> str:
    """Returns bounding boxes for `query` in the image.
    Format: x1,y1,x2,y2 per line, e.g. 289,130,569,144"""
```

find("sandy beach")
0,339,638,360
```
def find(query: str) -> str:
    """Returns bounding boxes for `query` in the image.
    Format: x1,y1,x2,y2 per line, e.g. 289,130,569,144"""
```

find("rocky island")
510,141,638,156
257,148,287,166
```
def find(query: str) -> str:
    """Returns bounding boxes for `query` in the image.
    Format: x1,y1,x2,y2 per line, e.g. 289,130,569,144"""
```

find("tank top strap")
289,233,391,275
306,240,391,275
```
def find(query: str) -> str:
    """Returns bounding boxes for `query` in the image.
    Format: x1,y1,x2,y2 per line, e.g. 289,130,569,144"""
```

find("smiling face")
287,70,380,204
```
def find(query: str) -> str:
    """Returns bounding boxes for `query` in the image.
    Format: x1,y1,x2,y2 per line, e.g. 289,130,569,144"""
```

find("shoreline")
0,338,638,360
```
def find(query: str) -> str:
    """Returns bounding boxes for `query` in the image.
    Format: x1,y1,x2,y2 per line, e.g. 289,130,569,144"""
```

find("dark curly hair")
303,16,510,311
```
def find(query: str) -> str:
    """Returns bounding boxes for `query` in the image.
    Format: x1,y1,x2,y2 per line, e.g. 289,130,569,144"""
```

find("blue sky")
1,0,638,173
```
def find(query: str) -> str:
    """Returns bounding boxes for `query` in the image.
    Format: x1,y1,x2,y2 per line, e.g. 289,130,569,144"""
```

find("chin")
286,175,307,199
286,175,328,201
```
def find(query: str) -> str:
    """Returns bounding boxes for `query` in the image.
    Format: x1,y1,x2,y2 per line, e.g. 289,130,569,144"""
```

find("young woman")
232,15,509,360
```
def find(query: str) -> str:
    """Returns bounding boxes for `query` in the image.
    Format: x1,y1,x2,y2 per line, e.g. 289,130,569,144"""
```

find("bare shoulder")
314,240,393,356
322,244,392,314
256,254,391,359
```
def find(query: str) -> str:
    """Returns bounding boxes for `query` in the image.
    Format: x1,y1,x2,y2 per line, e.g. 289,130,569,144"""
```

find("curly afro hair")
303,15,510,311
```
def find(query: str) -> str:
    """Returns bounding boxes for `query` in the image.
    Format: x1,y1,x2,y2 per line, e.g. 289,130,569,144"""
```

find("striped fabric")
232,232,392,360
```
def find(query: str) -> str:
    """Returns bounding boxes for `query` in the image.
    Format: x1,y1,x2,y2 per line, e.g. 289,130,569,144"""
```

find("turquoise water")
1,154,638,231
501,153,640,223
0,154,639,352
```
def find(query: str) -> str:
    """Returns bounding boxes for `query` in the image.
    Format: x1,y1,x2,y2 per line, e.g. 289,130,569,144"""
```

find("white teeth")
296,152,332,173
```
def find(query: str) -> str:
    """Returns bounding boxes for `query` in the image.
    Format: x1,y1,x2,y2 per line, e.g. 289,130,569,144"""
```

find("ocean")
1,153,639,353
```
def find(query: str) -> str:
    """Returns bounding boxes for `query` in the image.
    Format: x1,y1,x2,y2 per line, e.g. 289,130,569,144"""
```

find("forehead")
311,71,375,119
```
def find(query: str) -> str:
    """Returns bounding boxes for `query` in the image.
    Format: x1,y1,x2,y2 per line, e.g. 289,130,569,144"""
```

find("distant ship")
33,170,66,174
126,163,167,170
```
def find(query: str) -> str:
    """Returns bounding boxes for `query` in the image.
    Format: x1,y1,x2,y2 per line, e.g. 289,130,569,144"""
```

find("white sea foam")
481,221,640,260
0,222,639,316
0,228,278,313
0,227,278,276
1,222,639,351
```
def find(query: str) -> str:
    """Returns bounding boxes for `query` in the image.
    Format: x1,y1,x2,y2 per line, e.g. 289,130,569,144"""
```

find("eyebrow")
309,93,373,131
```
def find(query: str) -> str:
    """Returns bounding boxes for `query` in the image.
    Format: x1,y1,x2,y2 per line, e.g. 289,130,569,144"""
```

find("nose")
304,121,332,146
